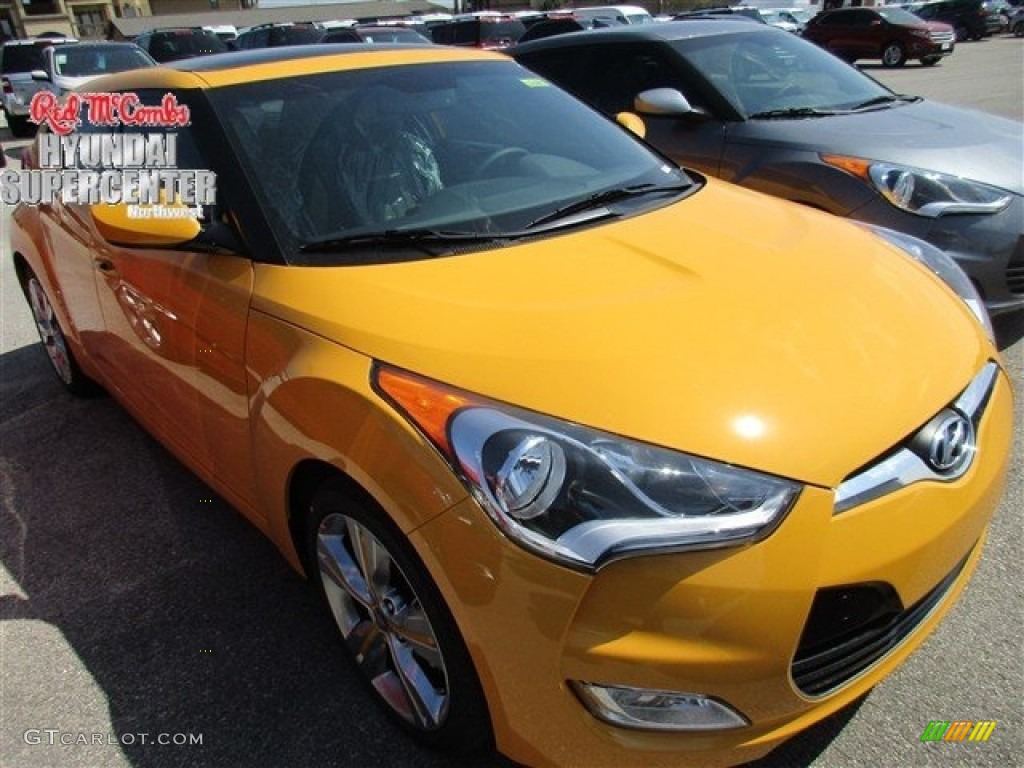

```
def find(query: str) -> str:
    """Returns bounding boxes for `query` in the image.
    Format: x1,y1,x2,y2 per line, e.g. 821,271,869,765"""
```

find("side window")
522,45,687,116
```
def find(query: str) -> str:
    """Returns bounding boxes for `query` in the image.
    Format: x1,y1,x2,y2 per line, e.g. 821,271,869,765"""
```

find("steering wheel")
476,147,529,178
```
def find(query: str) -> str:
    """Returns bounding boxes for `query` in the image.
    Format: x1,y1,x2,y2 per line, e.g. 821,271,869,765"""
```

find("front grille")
1007,250,1024,295
929,30,955,43
791,552,969,697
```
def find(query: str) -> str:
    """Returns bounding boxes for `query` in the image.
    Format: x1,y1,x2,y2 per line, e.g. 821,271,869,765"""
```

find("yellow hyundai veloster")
9,46,1013,767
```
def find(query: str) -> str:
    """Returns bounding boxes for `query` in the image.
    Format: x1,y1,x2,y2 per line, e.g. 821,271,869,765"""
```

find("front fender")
244,308,469,570
718,144,877,215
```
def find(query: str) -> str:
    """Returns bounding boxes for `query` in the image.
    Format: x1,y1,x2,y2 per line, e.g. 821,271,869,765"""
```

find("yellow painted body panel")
411,372,1012,768
251,179,988,487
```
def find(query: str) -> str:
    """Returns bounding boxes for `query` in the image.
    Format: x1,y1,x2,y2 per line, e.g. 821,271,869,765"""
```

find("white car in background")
759,8,803,31
0,37,76,138
33,42,156,99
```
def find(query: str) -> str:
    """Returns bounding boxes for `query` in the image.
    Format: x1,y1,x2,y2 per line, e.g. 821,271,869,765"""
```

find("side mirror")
615,111,647,139
30,69,50,83
91,202,201,247
634,88,706,118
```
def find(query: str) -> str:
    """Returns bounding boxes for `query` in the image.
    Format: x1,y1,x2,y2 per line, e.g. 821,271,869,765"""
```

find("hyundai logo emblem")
926,411,975,475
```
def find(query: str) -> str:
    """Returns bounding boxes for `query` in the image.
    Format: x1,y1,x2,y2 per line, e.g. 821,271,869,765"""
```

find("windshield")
479,20,527,45
210,60,691,263
53,46,152,77
673,30,895,118
877,7,928,24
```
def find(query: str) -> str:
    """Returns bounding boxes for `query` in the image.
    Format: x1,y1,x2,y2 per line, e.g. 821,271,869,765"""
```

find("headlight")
376,366,801,571
821,155,1012,217
861,223,994,342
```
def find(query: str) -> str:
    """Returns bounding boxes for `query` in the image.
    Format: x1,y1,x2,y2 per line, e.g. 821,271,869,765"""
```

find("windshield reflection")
210,60,692,262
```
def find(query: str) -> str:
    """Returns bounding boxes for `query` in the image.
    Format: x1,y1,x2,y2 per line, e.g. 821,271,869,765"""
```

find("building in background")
1,0,152,40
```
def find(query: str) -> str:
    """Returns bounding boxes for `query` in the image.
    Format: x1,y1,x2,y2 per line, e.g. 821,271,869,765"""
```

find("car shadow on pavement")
0,343,511,768
1,341,867,768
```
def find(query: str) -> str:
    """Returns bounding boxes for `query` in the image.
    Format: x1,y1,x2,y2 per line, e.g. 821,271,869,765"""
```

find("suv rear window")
1,43,52,74
147,30,229,62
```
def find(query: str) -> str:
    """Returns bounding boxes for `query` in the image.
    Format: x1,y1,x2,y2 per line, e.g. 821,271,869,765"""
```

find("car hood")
252,180,992,488
56,74,102,91
735,100,1024,194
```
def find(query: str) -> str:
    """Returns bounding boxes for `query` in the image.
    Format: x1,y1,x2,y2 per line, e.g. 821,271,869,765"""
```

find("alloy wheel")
882,43,905,67
27,277,74,385
316,513,450,731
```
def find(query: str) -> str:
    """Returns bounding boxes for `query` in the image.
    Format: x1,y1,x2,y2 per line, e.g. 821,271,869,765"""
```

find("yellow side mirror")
615,112,646,140
91,202,201,248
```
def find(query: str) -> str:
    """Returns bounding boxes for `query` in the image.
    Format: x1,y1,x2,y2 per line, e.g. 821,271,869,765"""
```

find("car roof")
2,37,76,46
80,45,503,91
512,18,774,52
57,41,142,48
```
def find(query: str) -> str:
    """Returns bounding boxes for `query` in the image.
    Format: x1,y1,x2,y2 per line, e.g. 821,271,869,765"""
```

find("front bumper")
410,366,1013,768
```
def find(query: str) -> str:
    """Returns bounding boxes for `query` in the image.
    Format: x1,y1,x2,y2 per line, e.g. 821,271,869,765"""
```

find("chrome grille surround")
833,362,998,514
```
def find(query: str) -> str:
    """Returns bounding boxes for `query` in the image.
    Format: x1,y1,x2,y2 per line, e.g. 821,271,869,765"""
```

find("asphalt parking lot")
1,34,1022,768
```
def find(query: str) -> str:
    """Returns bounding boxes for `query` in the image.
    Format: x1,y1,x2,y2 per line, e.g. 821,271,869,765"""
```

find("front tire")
23,270,98,396
307,479,493,753
881,42,907,67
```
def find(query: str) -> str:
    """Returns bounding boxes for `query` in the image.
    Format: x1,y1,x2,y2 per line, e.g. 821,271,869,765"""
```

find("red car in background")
803,6,955,66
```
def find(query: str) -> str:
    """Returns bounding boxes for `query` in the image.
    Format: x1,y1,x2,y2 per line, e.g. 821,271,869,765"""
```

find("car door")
517,42,728,176
86,91,258,510
853,10,887,57
33,121,109,358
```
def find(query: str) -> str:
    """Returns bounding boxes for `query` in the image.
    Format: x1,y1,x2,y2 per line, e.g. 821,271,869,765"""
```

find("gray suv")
1,37,76,137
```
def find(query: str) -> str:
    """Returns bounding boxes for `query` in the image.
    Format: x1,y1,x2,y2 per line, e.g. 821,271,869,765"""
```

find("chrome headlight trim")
867,162,1012,218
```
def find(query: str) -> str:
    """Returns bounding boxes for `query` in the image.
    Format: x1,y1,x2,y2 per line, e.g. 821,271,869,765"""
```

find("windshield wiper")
747,107,836,119
848,94,921,111
299,229,503,254
525,183,691,230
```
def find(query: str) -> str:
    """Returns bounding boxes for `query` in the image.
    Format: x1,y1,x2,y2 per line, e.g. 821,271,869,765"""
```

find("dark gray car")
513,22,1023,314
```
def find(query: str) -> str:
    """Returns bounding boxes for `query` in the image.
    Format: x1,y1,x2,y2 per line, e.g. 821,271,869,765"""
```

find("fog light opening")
571,682,749,731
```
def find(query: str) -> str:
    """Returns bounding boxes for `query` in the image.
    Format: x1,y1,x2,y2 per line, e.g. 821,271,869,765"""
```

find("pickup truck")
1,37,76,138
